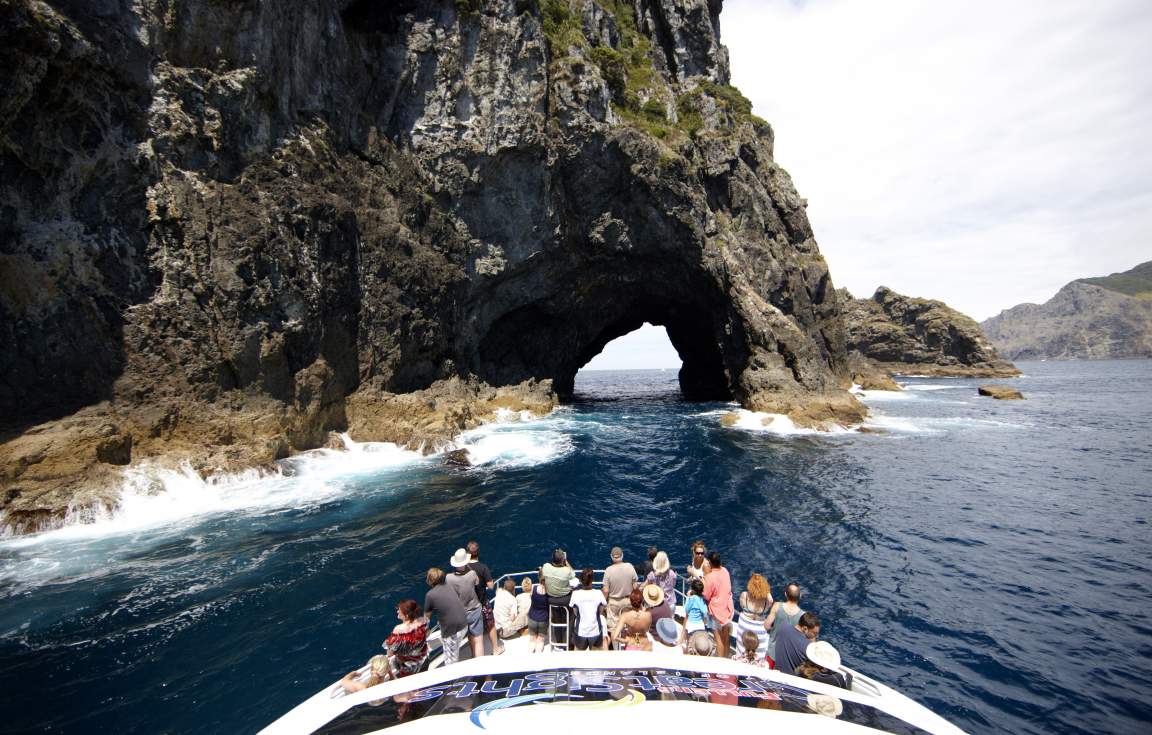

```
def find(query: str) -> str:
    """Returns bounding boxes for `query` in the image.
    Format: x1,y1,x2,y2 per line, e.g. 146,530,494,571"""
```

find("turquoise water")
0,360,1149,734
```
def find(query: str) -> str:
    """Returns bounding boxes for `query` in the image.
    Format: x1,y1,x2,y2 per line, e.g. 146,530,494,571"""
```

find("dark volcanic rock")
842,287,1019,378
1,0,865,533
981,262,1152,360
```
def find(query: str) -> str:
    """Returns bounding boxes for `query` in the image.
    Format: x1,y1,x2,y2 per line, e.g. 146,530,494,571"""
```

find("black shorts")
573,634,603,650
482,605,495,631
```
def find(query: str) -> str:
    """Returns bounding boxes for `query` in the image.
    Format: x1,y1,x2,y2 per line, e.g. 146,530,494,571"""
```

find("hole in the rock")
474,295,733,403
574,323,684,399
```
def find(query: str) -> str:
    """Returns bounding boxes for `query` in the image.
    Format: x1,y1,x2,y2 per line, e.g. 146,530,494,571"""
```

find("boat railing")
492,564,691,608
407,564,694,662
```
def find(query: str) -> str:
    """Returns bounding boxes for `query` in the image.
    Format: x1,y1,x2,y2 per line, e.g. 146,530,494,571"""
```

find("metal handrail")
492,564,691,605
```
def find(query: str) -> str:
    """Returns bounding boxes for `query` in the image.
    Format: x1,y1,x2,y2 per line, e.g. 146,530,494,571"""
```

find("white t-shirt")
570,588,606,637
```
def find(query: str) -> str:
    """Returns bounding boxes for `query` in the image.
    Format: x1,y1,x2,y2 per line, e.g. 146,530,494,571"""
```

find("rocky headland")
1,0,867,535
981,261,1152,360
842,287,1020,380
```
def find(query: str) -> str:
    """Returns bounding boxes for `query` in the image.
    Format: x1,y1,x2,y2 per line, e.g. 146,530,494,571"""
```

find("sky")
586,0,1151,371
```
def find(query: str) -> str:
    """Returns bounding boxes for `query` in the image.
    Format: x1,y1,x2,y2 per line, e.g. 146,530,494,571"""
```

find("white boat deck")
259,569,969,735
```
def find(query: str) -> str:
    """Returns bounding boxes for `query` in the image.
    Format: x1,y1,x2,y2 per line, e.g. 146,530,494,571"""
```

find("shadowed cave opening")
474,296,733,403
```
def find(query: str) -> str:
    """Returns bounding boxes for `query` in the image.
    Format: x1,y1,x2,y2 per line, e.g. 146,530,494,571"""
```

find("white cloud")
724,0,1152,319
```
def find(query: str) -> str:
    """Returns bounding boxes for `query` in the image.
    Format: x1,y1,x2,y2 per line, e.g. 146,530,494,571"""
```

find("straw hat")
642,584,665,607
450,548,471,568
806,693,843,718
652,551,670,574
805,641,842,670
688,630,714,656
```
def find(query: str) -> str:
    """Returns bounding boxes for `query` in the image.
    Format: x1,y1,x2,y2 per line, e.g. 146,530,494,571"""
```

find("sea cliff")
1,0,864,534
981,261,1152,360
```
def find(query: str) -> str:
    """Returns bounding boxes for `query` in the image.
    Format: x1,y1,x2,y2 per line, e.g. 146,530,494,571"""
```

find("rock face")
981,261,1152,360
842,287,1020,378
0,0,864,534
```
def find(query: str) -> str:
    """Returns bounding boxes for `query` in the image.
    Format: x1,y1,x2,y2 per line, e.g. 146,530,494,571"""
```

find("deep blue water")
1,360,1150,734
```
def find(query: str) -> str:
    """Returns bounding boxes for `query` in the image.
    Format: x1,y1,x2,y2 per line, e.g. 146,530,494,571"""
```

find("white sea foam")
901,384,964,391
852,389,913,402
452,424,573,468
2,436,425,546
862,415,939,434
722,409,853,436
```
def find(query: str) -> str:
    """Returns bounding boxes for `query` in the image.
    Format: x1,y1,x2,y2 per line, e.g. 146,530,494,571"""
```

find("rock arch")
475,291,730,401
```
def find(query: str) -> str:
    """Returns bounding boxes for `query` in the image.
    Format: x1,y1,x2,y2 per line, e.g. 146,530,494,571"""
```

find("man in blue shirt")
774,611,821,676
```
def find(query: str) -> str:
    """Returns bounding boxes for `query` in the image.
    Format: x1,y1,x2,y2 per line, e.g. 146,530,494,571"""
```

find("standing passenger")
423,567,467,666
644,551,678,610
686,541,711,580
447,548,486,658
679,578,708,649
735,573,772,658
526,577,550,653
635,546,657,578
602,546,638,634
703,551,734,658
570,568,608,650
466,541,500,655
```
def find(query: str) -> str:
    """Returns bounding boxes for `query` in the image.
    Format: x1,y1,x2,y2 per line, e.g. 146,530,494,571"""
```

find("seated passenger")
654,617,679,648
612,588,652,651
541,549,576,604
679,578,708,647
383,599,428,679
515,578,532,630
686,630,715,656
733,630,769,667
774,611,821,676
570,568,608,650
494,578,523,640
797,641,853,690
642,584,673,627
339,654,390,694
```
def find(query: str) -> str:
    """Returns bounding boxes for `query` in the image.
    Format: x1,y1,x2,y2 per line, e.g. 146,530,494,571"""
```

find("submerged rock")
978,385,1025,400
443,449,472,468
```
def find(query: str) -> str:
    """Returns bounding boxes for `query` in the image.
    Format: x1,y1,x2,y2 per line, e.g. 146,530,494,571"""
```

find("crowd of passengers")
341,540,850,694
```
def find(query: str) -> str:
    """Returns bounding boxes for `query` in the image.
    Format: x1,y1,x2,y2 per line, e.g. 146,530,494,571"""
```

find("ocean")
0,360,1149,734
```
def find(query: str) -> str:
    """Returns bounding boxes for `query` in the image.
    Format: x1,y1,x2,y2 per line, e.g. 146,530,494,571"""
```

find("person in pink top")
703,551,734,658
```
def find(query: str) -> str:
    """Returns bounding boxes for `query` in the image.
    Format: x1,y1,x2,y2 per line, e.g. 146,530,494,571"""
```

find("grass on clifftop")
540,0,765,141
1078,260,1152,298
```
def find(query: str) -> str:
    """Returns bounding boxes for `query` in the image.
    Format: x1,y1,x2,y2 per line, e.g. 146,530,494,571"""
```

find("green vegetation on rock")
540,0,763,142
1078,260,1152,298
455,0,483,17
